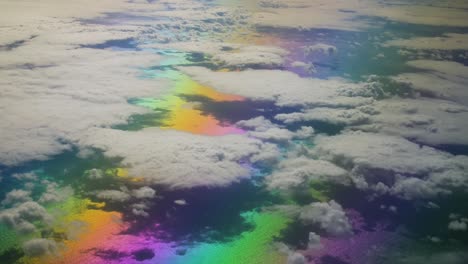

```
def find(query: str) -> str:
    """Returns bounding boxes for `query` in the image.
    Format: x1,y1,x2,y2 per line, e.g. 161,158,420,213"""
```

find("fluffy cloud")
313,131,468,200
384,33,468,50
393,60,468,106
299,200,352,236
211,45,287,68
448,220,467,231
308,232,322,250
275,107,370,126
95,190,131,202
1,189,32,207
252,0,468,32
0,45,169,166
80,127,280,189
355,97,468,146
0,201,52,234
236,116,314,143
22,238,58,257
266,157,349,190
132,187,156,199
179,66,372,108
132,203,150,217
287,252,306,264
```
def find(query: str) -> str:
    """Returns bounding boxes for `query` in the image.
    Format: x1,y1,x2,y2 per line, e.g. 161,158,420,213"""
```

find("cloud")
252,0,468,33
355,97,468,146
236,116,315,143
0,46,169,166
212,45,287,68
275,107,370,126
313,131,468,200
132,187,156,199
287,252,306,264
1,189,32,207
0,201,52,234
393,60,468,106
384,33,468,50
266,157,349,190
80,127,280,189
95,190,131,202
132,203,150,217
22,238,58,257
308,232,322,250
12,172,38,181
304,44,337,56
179,66,373,108
448,220,467,231
299,200,352,236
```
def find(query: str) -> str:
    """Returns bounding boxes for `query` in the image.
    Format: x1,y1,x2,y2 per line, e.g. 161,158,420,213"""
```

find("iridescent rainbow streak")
162,211,290,264
134,54,245,136
20,196,174,264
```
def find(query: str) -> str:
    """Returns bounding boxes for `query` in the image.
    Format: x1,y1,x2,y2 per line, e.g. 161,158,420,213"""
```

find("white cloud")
1,189,32,207
0,46,169,166
132,186,156,199
308,232,322,250
22,238,58,257
266,157,349,190
79,127,280,189
393,60,468,106
384,33,468,50
132,203,150,217
0,201,53,234
299,200,352,236
448,220,467,231
313,131,468,200
287,252,306,264
355,97,468,146
251,0,468,32
275,107,370,126
95,189,131,202
179,66,372,108
237,116,314,143
304,44,337,56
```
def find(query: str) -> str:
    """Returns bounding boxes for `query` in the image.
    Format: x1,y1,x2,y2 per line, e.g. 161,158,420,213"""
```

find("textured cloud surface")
81,128,279,189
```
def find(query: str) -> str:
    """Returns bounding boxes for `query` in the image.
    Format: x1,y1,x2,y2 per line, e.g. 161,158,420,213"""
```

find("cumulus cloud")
304,43,337,56
393,60,468,106
236,116,314,143
384,33,468,50
132,187,156,199
275,107,370,126
80,127,280,189
448,220,467,231
308,232,322,250
1,189,32,207
252,0,468,34
132,203,150,217
179,66,372,108
287,252,306,264
22,238,58,257
299,200,352,236
313,131,468,200
0,46,169,166
95,189,131,202
212,45,287,68
0,201,52,234
266,157,349,190
37,181,73,204
355,97,468,146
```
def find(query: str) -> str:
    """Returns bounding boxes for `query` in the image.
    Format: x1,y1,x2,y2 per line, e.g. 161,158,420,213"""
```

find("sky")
1,0,468,263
